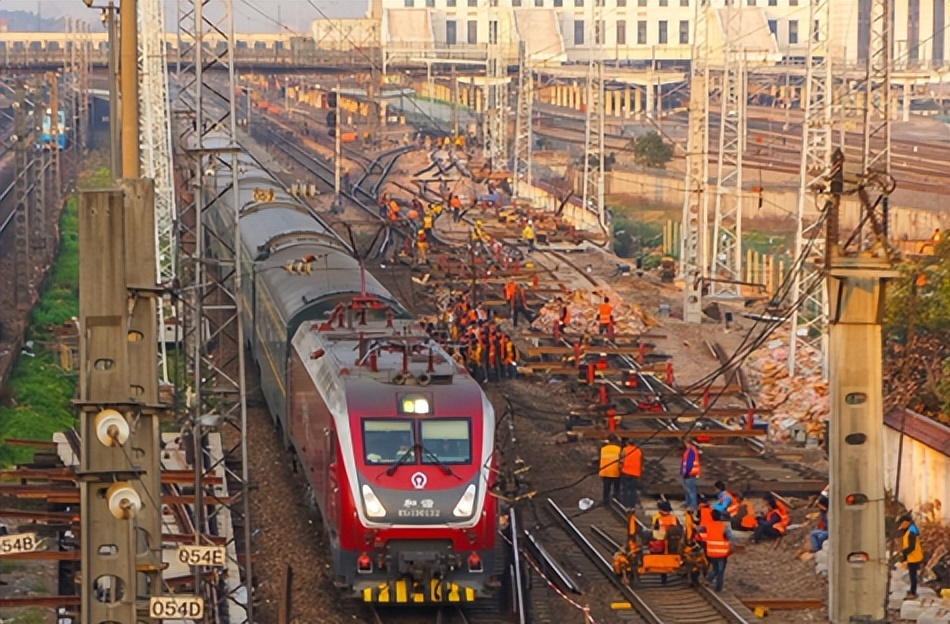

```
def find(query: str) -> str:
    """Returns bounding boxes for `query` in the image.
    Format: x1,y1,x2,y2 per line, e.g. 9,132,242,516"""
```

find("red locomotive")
208,148,499,604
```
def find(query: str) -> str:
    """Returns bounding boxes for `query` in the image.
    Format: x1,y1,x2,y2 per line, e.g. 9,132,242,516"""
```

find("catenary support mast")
582,2,606,228
680,0,710,323
512,40,533,198
789,0,834,377
176,0,254,621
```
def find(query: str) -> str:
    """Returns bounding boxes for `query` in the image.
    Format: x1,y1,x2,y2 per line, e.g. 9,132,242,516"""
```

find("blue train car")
39,110,67,150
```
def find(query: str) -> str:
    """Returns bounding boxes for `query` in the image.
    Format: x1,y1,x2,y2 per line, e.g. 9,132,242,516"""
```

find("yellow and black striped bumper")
361,578,477,604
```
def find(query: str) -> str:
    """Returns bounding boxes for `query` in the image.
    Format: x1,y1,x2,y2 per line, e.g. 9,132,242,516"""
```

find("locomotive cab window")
363,420,414,464
421,419,471,465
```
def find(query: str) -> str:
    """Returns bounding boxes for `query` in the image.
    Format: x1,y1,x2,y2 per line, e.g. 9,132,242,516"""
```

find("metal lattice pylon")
680,0,710,323
139,0,176,383
709,4,746,296
788,0,833,377
483,2,509,169
863,0,892,183
582,5,606,228
176,1,254,622
511,40,533,198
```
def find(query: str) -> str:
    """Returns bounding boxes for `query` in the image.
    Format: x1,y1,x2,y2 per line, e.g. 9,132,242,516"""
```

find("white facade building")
355,0,950,67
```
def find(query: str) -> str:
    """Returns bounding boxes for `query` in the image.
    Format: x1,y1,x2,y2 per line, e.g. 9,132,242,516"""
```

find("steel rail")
546,497,665,624
596,505,752,624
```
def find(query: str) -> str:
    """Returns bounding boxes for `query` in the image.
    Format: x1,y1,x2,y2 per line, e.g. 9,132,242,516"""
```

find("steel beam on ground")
570,429,765,439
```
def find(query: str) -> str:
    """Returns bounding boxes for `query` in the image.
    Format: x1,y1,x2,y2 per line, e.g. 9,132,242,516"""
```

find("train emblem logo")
410,472,427,490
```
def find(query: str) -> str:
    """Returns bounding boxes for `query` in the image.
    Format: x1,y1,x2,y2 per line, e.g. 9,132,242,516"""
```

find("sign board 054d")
148,596,204,620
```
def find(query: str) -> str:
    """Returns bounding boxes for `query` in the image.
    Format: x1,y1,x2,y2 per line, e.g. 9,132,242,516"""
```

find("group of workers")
438,295,520,383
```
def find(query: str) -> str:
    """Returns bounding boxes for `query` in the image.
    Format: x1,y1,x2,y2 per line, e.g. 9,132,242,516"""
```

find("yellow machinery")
613,510,708,585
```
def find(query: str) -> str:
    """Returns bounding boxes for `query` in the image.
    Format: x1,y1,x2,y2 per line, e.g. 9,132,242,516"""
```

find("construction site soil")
239,133,832,623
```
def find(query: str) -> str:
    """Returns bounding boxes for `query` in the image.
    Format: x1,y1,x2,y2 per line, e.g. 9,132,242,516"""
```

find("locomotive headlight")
362,484,387,518
452,484,477,518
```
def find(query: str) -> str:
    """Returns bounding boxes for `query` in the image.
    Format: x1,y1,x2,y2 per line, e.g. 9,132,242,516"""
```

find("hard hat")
476,220,483,227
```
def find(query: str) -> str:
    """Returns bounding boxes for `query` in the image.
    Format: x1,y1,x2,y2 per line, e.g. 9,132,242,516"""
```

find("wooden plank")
739,598,825,610
571,408,769,419
570,428,766,439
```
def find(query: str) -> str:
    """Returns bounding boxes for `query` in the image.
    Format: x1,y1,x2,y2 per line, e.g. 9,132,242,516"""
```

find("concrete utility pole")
582,2,606,229
77,182,163,624
680,0,710,323
176,1,254,620
789,0,834,378
828,1,894,619
709,3,747,297
826,153,897,624
120,0,140,178
511,41,533,198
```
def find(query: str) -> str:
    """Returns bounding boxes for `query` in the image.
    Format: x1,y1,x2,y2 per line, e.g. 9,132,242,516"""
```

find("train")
200,135,499,604
39,109,67,150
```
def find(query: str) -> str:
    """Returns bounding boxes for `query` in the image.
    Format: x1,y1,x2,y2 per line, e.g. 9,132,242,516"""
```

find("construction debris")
530,287,657,336
745,333,829,444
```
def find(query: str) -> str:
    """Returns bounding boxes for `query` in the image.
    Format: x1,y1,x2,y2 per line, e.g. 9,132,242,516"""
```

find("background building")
320,0,950,68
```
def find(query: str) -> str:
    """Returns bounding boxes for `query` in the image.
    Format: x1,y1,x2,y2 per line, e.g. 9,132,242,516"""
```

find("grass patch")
0,181,93,467
0,608,47,624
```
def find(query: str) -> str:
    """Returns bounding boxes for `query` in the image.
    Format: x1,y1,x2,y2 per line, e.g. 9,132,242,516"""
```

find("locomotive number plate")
148,596,204,619
177,545,226,567
0,532,39,554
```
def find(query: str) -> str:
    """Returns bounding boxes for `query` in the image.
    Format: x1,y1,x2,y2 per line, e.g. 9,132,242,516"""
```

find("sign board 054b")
0,533,39,554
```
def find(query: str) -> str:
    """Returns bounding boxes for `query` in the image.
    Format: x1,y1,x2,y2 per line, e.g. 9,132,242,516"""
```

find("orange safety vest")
704,522,731,559
653,512,680,531
504,281,516,302
598,303,612,324
599,443,621,478
738,501,757,530
561,305,571,325
450,195,462,209
681,443,701,478
621,445,642,477
771,500,790,534
698,504,715,530
724,491,739,517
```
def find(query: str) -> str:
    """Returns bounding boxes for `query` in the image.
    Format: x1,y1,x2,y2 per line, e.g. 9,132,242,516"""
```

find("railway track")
544,498,753,624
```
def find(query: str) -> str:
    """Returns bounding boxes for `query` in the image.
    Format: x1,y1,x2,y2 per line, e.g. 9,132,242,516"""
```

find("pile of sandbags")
530,286,657,336
745,333,829,443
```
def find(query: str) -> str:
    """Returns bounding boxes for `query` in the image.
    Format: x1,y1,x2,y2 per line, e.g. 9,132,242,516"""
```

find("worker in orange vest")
387,199,400,222
598,434,622,505
731,495,759,532
680,436,701,512
597,297,613,335
556,296,571,333
619,441,642,508
712,480,739,520
703,510,734,593
752,494,790,543
695,494,715,530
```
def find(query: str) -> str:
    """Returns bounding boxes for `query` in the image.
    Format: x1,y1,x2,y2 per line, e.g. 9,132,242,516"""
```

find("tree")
631,131,673,169
884,237,950,420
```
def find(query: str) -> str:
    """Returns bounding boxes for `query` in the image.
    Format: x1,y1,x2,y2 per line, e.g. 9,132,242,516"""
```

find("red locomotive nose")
357,552,372,573
467,552,483,572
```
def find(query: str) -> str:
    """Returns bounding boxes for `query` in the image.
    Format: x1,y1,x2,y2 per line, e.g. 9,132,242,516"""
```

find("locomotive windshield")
361,418,472,465
420,420,471,465
363,420,413,464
